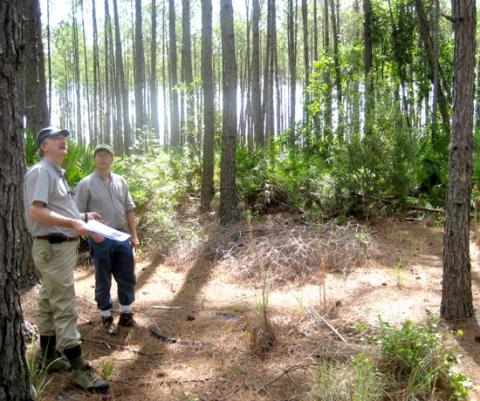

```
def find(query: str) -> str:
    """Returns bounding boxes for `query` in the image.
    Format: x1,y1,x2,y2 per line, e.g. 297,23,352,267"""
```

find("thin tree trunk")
330,0,343,139
113,0,130,154
182,0,194,149
302,0,309,127
80,0,92,142
252,0,263,146
72,1,83,144
169,0,180,148
363,0,373,135
47,0,52,119
150,0,160,139
220,0,238,224
0,1,35,398
441,0,476,321
135,0,146,144
92,0,100,145
287,0,297,146
201,0,215,208
162,0,169,145
104,0,113,145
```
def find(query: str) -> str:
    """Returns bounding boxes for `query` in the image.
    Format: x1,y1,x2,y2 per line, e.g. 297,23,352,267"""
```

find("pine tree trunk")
135,0,146,143
363,0,373,135
201,0,215,208
92,0,100,145
169,0,180,148
330,0,343,139
80,0,92,142
182,0,194,149
441,0,476,321
162,0,169,145
251,0,263,146
150,0,160,139
220,0,238,225
23,0,49,135
113,0,130,154
287,0,297,146
0,1,35,398
104,0,113,145
72,2,83,144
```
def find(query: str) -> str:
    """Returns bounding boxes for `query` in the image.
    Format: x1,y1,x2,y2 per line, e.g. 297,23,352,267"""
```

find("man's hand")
130,236,140,248
72,219,105,243
87,211,103,221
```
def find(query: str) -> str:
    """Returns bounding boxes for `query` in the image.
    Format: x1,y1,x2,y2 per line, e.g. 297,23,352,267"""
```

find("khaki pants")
32,238,81,351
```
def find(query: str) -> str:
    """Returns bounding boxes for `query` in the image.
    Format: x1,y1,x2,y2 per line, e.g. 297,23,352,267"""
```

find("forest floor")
21,214,480,401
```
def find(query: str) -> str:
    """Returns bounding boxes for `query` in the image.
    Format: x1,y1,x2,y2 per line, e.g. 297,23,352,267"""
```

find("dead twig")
308,308,348,344
257,363,314,393
218,368,269,401
83,338,163,357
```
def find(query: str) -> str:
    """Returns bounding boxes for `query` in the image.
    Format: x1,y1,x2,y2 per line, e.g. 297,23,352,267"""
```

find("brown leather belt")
36,235,79,244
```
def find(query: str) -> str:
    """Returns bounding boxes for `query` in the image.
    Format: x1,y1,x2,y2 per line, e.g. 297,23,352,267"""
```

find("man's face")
94,150,114,170
40,135,68,160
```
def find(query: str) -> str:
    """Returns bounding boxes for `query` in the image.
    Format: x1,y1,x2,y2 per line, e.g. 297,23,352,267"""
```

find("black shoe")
102,316,117,335
118,313,135,327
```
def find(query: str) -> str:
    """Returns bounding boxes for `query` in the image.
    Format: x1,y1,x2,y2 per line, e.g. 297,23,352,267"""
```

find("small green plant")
395,257,403,288
307,352,384,401
100,359,114,381
25,340,52,401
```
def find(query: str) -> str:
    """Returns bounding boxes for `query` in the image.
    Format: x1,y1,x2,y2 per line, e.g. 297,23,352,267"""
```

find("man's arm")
126,209,139,247
30,201,103,241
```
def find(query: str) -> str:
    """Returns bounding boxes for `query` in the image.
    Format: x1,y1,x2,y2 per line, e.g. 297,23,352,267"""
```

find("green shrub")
375,317,470,400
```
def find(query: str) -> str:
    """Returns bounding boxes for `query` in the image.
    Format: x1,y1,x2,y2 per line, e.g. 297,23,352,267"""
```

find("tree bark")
287,0,297,146
220,0,238,225
0,1,35,398
113,0,130,154
182,0,194,149
169,0,180,148
441,0,476,321
251,0,263,146
92,0,100,145
150,0,160,139
201,0,215,209
23,0,49,135
363,0,373,135
134,0,147,143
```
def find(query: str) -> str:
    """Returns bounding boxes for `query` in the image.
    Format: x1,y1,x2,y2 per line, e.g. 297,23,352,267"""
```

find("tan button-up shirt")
75,171,135,232
24,157,81,237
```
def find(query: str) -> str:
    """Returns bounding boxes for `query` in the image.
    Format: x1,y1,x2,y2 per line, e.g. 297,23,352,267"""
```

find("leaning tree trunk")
0,1,35,399
219,0,238,225
23,0,49,136
441,0,476,321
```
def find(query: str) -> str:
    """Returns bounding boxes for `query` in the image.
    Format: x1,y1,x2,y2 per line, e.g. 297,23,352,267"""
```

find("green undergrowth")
306,316,470,401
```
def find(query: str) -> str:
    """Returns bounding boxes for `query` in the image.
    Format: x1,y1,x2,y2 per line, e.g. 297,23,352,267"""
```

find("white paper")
85,219,131,242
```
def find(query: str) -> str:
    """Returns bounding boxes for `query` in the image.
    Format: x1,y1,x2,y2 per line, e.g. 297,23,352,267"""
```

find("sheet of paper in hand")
85,219,131,242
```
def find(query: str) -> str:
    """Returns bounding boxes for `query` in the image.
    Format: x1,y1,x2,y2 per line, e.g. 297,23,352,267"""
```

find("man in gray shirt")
75,144,138,335
24,127,109,393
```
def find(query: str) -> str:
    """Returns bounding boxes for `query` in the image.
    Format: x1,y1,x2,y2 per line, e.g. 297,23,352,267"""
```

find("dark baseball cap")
93,144,114,156
37,127,69,147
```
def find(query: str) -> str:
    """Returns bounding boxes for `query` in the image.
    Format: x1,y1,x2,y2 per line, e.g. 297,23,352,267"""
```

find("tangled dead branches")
212,220,371,284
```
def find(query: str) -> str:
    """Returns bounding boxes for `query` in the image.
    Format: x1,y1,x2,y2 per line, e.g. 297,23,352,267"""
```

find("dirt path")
21,218,480,401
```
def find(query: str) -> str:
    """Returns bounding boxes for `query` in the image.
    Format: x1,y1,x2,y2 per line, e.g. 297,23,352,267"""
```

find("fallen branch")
408,205,444,214
257,363,314,393
308,308,348,344
83,338,163,357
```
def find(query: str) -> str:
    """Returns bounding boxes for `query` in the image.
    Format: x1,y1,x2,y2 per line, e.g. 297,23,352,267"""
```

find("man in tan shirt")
75,144,139,335
24,127,109,393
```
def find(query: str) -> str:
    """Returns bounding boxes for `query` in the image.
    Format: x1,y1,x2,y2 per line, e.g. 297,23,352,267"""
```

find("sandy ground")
20,217,480,401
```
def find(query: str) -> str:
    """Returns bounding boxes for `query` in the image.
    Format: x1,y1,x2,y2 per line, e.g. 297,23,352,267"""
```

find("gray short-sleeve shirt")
24,158,81,237
75,171,135,232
